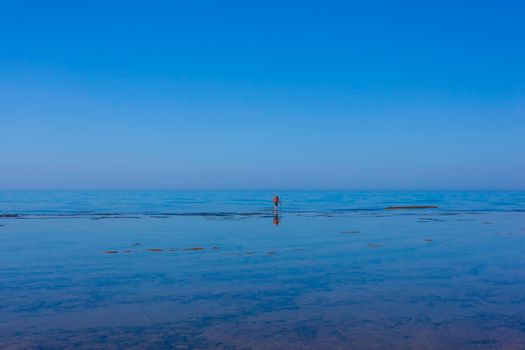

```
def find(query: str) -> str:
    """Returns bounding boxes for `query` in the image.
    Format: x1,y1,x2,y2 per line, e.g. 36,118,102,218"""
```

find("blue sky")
1,1,524,189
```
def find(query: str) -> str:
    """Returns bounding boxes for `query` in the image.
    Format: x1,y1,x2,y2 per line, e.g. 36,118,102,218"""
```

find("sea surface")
1,191,525,349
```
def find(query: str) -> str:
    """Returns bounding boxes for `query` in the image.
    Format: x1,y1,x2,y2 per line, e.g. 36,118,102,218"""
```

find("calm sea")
1,191,525,349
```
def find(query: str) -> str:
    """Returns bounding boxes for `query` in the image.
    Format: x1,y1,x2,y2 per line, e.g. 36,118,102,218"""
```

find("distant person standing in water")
273,195,281,210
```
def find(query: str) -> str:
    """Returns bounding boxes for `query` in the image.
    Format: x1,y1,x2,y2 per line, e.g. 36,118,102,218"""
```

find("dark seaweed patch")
341,230,360,235
368,243,383,248
468,339,497,345
385,206,438,210
417,217,445,223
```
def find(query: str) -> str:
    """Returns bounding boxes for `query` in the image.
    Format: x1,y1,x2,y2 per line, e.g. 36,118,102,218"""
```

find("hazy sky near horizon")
1,1,524,190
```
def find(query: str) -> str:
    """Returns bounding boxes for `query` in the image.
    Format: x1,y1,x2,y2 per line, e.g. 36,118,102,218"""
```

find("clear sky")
1,1,524,190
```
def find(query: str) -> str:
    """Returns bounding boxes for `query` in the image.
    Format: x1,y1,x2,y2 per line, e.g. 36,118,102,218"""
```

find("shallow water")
1,191,525,349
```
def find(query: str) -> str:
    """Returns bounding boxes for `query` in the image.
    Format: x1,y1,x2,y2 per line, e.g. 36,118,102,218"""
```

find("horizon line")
1,188,524,192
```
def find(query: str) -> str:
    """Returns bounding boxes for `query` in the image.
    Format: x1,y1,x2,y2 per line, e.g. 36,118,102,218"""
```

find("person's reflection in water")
273,212,280,225
272,195,281,225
